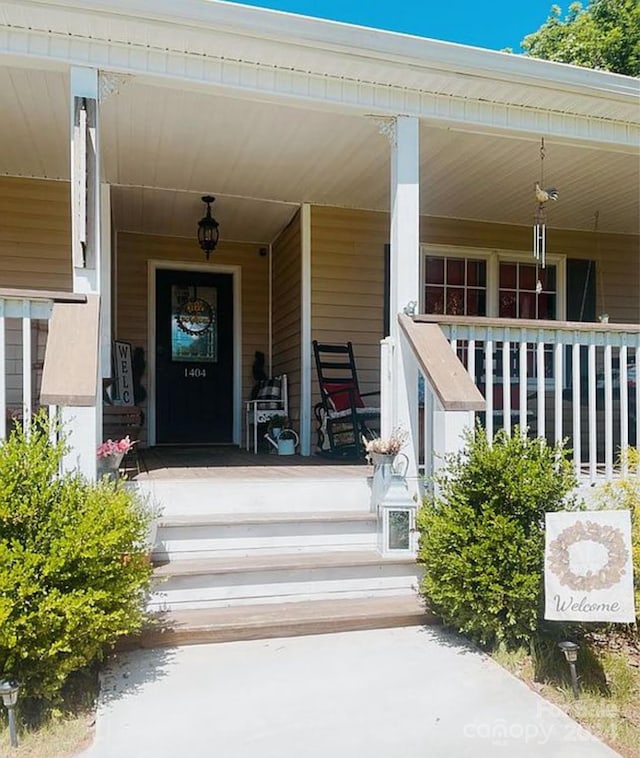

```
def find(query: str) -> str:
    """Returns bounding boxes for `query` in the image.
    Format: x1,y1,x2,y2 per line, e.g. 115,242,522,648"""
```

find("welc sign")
544,510,635,624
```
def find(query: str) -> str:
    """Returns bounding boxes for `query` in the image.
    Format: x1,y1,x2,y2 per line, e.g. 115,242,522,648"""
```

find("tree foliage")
521,0,640,76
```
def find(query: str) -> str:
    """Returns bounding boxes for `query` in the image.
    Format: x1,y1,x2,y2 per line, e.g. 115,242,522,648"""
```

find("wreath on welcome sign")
547,520,629,592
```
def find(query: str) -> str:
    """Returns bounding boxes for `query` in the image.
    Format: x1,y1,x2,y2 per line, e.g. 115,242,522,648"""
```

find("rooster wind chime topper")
533,137,559,269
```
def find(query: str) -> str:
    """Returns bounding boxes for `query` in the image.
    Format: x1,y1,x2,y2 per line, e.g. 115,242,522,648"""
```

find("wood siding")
0,176,72,291
116,232,269,445
310,206,388,413
271,211,301,426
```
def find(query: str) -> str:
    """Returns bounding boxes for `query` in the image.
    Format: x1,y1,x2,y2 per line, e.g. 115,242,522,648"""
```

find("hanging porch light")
197,195,220,260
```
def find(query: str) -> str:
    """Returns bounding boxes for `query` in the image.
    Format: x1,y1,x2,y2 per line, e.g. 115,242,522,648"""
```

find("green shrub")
418,426,577,649
0,414,153,701
593,448,640,624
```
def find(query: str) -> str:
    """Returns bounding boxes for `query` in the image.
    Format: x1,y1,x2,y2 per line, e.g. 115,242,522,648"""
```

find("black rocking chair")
312,340,380,458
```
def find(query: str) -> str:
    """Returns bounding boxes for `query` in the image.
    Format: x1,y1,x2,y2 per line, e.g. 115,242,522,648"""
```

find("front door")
155,269,234,444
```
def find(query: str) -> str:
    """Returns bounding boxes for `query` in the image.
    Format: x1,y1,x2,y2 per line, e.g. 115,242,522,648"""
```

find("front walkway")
83,627,618,758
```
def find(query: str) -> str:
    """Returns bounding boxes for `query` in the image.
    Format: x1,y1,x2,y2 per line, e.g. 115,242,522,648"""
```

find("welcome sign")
545,510,635,623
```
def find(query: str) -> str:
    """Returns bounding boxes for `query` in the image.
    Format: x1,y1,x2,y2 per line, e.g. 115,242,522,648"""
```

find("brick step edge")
120,597,438,649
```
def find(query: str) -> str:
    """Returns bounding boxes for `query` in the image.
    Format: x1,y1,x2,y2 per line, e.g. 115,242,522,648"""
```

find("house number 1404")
184,368,207,378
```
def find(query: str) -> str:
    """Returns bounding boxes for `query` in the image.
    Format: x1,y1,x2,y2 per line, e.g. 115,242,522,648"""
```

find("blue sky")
223,0,558,52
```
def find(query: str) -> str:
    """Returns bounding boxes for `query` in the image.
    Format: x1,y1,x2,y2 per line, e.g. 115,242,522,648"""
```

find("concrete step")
134,476,372,517
132,595,436,648
153,511,378,561
149,550,422,611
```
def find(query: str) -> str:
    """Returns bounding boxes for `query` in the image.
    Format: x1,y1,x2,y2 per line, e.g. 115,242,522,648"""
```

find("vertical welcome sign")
545,510,635,623
114,341,134,406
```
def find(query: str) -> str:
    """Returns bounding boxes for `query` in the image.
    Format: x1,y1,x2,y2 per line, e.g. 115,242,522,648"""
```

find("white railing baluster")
604,339,613,480
572,341,581,478
619,343,628,475
49,405,58,447
537,335,545,440
22,300,32,434
519,337,527,434
485,335,494,441
0,300,5,441
588,342,597,484
467,337,476,382
502,337,511,435
554,340,563,445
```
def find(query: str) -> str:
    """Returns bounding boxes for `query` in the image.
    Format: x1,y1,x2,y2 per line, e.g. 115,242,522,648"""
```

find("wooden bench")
102,405,144,442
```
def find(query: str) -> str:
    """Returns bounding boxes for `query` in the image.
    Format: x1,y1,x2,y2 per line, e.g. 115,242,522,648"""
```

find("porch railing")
0,288,87,442
412,314,640,483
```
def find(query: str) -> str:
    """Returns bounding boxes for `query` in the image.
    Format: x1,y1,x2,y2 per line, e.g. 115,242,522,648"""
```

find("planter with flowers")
97,436,136,481
364,429,409,508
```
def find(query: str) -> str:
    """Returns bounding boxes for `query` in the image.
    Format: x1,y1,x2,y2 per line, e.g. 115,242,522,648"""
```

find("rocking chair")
312,341,380,458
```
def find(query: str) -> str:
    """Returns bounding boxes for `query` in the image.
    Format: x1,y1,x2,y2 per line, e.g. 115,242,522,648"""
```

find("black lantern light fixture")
197,195,220,260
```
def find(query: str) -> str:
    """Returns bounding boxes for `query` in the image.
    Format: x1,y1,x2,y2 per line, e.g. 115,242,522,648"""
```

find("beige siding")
0,176,72,291
310,206,388,413
272,211,302,426
116,232,269,444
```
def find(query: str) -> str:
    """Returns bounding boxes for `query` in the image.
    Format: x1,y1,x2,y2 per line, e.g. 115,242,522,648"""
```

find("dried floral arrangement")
97,436,136,459
363,428,408,456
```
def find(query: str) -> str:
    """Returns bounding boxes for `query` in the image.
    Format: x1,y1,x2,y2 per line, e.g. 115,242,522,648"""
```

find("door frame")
147,260,243,446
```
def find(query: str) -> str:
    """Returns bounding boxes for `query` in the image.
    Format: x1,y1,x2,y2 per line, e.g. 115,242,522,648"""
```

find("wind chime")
533,137,559,269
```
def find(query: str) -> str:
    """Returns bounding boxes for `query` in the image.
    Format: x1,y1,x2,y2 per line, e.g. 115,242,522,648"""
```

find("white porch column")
61,66,103,480
384,116,420,473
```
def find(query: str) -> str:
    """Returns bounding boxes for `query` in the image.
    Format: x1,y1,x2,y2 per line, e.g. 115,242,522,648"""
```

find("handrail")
0,288,87,304
398,314,485,412
413,314,640,334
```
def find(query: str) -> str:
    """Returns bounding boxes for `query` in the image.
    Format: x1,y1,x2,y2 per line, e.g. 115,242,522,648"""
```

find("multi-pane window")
498,263,557,320
424,256,487,316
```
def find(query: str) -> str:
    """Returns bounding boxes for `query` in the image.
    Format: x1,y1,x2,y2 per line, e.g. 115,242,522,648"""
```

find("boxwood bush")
0,414,153,702
418,426,577,649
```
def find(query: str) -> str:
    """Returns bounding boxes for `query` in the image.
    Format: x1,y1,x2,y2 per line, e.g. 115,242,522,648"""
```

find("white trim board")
147,260,243,447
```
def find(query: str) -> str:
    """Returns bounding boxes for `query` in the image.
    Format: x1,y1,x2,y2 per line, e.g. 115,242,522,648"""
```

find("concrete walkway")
83,626,619,758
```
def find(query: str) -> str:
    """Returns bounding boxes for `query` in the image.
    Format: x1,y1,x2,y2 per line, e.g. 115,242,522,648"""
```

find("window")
424,256,487,316
498,262,557,320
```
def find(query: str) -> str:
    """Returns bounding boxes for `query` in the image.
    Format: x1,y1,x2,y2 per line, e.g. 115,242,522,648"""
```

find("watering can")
264,428,299,456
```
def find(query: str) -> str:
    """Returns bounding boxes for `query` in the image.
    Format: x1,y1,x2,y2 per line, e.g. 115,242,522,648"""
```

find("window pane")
447,258,465,286
538,293,556,320
171,285,218,363
389,510,410,550
466,289,484,316
425,257,444,285
499,291,517,318
519,291,535,319
446,287,465,315
500,263,517,289
425,286,445,314
538,265,557,292
519,264,537,291
467,260,486,287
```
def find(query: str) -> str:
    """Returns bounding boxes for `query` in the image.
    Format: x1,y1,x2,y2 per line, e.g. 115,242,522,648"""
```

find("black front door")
155,269,233,444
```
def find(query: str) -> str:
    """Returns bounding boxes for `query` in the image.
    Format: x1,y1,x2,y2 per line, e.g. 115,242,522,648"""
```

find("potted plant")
363,428,408,466
97,436,136,481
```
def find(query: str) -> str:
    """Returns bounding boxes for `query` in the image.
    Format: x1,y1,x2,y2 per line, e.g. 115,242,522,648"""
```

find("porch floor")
132,446,368,481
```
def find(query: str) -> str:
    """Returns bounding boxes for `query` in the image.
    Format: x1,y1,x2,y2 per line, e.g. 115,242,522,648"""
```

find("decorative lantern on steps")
376,468,418,556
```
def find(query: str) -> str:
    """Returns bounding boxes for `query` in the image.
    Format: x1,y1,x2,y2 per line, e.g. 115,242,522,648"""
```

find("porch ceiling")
0,66,638,238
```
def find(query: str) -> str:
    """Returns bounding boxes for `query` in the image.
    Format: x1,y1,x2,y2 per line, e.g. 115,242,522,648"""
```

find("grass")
493,634,640,758
0,667,98,758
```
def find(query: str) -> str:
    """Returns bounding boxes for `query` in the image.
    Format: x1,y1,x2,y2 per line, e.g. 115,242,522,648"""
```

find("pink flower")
97,436,136,459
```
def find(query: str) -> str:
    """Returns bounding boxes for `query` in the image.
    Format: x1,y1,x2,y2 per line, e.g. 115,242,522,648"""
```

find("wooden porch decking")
132,446,369,481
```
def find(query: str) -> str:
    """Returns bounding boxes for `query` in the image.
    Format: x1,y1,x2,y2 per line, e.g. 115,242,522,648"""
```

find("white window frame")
420,244,566,321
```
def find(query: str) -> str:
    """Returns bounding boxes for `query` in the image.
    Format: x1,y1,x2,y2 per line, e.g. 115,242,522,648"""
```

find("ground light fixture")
558,641,580,698
197,195,220,260
0,680,20,747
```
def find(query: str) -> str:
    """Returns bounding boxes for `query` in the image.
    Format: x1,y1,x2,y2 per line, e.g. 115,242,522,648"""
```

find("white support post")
432,403,475,480
387,115,420,477
64,66,102,481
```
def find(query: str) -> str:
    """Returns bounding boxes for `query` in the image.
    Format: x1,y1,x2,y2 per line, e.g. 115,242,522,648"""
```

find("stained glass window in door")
171,285,218,363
